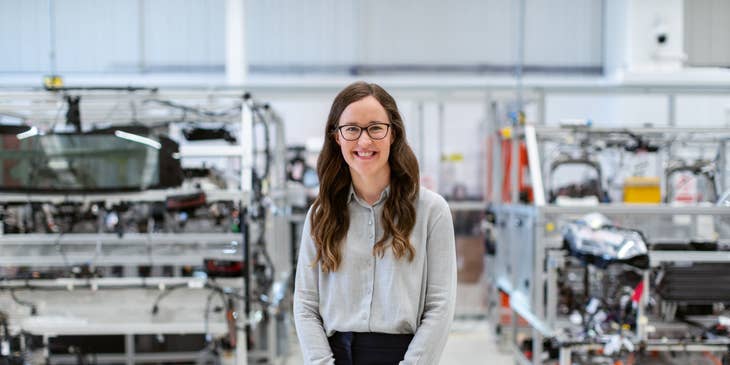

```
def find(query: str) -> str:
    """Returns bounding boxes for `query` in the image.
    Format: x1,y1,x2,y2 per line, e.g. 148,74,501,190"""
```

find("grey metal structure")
0,90,295,365
490,125,730,365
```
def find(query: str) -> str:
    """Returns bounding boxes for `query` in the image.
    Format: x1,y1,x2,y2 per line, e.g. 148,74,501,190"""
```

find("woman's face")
335,95,393,182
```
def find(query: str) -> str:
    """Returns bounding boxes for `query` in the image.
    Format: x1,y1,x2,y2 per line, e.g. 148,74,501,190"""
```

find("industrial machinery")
488,125,730,365
0,88,294,365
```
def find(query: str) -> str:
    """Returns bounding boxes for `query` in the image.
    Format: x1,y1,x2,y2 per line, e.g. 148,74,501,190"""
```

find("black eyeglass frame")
333,123,391,141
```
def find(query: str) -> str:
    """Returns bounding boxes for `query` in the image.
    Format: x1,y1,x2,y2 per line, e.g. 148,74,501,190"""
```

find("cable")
53,230,73,275
0,310,10,342
203,288,227,344
203,290,217,343
9,290,37,316
251,105,272,180
149,284,188,315
143,99,240,119
246,100,276,304
145,232,154,268
49,93,66,132
205,282,245,301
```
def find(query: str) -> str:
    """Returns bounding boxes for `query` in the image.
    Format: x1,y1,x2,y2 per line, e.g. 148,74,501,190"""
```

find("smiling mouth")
354,151,377,159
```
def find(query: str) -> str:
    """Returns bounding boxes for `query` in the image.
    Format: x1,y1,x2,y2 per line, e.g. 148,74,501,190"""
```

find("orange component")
501,138,533,203
626,352,636,365
703,351,722,365
499,290,510,307
497,289,529,326
486,135,494,201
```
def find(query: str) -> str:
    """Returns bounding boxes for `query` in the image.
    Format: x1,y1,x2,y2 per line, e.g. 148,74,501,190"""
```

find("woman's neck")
351,169,390,205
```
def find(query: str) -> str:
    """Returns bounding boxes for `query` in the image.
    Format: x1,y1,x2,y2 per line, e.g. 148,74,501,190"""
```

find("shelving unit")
0,89,293,365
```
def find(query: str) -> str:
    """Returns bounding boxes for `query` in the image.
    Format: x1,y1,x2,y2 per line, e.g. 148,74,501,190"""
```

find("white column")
225,0,247,85
604,0,686,76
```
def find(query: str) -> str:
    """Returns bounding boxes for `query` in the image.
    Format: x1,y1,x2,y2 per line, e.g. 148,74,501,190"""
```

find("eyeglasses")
335,123,391,141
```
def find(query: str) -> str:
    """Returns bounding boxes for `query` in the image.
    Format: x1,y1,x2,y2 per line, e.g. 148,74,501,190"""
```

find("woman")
294,81,456,365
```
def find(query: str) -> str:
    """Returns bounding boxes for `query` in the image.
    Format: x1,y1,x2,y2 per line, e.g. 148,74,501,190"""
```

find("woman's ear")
334,131,341,146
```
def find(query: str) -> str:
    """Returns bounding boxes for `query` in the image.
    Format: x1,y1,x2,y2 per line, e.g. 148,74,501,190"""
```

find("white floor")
284,281,515,364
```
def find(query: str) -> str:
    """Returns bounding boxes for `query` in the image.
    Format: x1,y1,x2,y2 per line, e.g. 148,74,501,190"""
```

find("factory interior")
2,0,730,364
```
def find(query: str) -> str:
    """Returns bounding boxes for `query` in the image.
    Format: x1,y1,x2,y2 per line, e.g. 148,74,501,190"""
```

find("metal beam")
225,0,247,84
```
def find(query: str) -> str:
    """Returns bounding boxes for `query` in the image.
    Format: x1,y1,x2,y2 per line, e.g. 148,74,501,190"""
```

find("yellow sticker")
43,75,64,89
545,222,555,232
441,153,465,162
500,127,513,139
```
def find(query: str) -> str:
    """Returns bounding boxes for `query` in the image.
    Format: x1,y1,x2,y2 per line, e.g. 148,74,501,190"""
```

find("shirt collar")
348,184,391,206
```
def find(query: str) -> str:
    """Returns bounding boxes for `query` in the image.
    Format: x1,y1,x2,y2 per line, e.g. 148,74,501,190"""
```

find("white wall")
54,0,141,72
246,0,356,67
0,0,225,73
0,0,51,72
685,0,730,67
543,94,669,127
143,0,225,70
358,0,515,65
1,0,603,74
524,0,603,66
605,0,686,73
248,0,603,69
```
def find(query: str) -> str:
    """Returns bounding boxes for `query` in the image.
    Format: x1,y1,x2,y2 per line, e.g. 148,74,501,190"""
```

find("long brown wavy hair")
310,81,420,273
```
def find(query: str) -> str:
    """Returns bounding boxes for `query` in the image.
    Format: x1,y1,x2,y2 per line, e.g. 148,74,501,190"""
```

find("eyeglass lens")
339,124,389,141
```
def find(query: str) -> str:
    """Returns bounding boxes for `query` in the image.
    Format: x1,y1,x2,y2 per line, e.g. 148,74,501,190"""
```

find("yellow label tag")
43,75,64,89
500,127,513,139
545,222,555,232
441,153,464,162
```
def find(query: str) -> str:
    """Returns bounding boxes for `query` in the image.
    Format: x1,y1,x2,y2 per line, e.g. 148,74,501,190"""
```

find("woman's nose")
357,132,373,146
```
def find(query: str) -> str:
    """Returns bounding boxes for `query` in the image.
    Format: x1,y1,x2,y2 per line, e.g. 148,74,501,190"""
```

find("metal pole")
515,0,526,113
43,335,50,365
559,346,572,365
438,101,445,195
138,0,145,73
225,0,247,84
237,97,253,365
125,334,134,365
719,140,727,193
637,271,650,342
418,101,425,172
491,101,503,203
47,0,57,75
480,93,492,201
546,251,559,329
532,328,543,365
536,88,546,125
667,94,676,126
532,211,545,365
511,131,519,203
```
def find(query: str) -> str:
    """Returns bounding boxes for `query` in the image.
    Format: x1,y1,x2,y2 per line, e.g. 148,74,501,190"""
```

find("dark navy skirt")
328,332,414,365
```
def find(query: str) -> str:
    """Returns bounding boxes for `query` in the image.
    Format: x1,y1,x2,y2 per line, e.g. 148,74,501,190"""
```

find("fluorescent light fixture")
114,130,161,150
48,158,69,170
16,126,39,140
